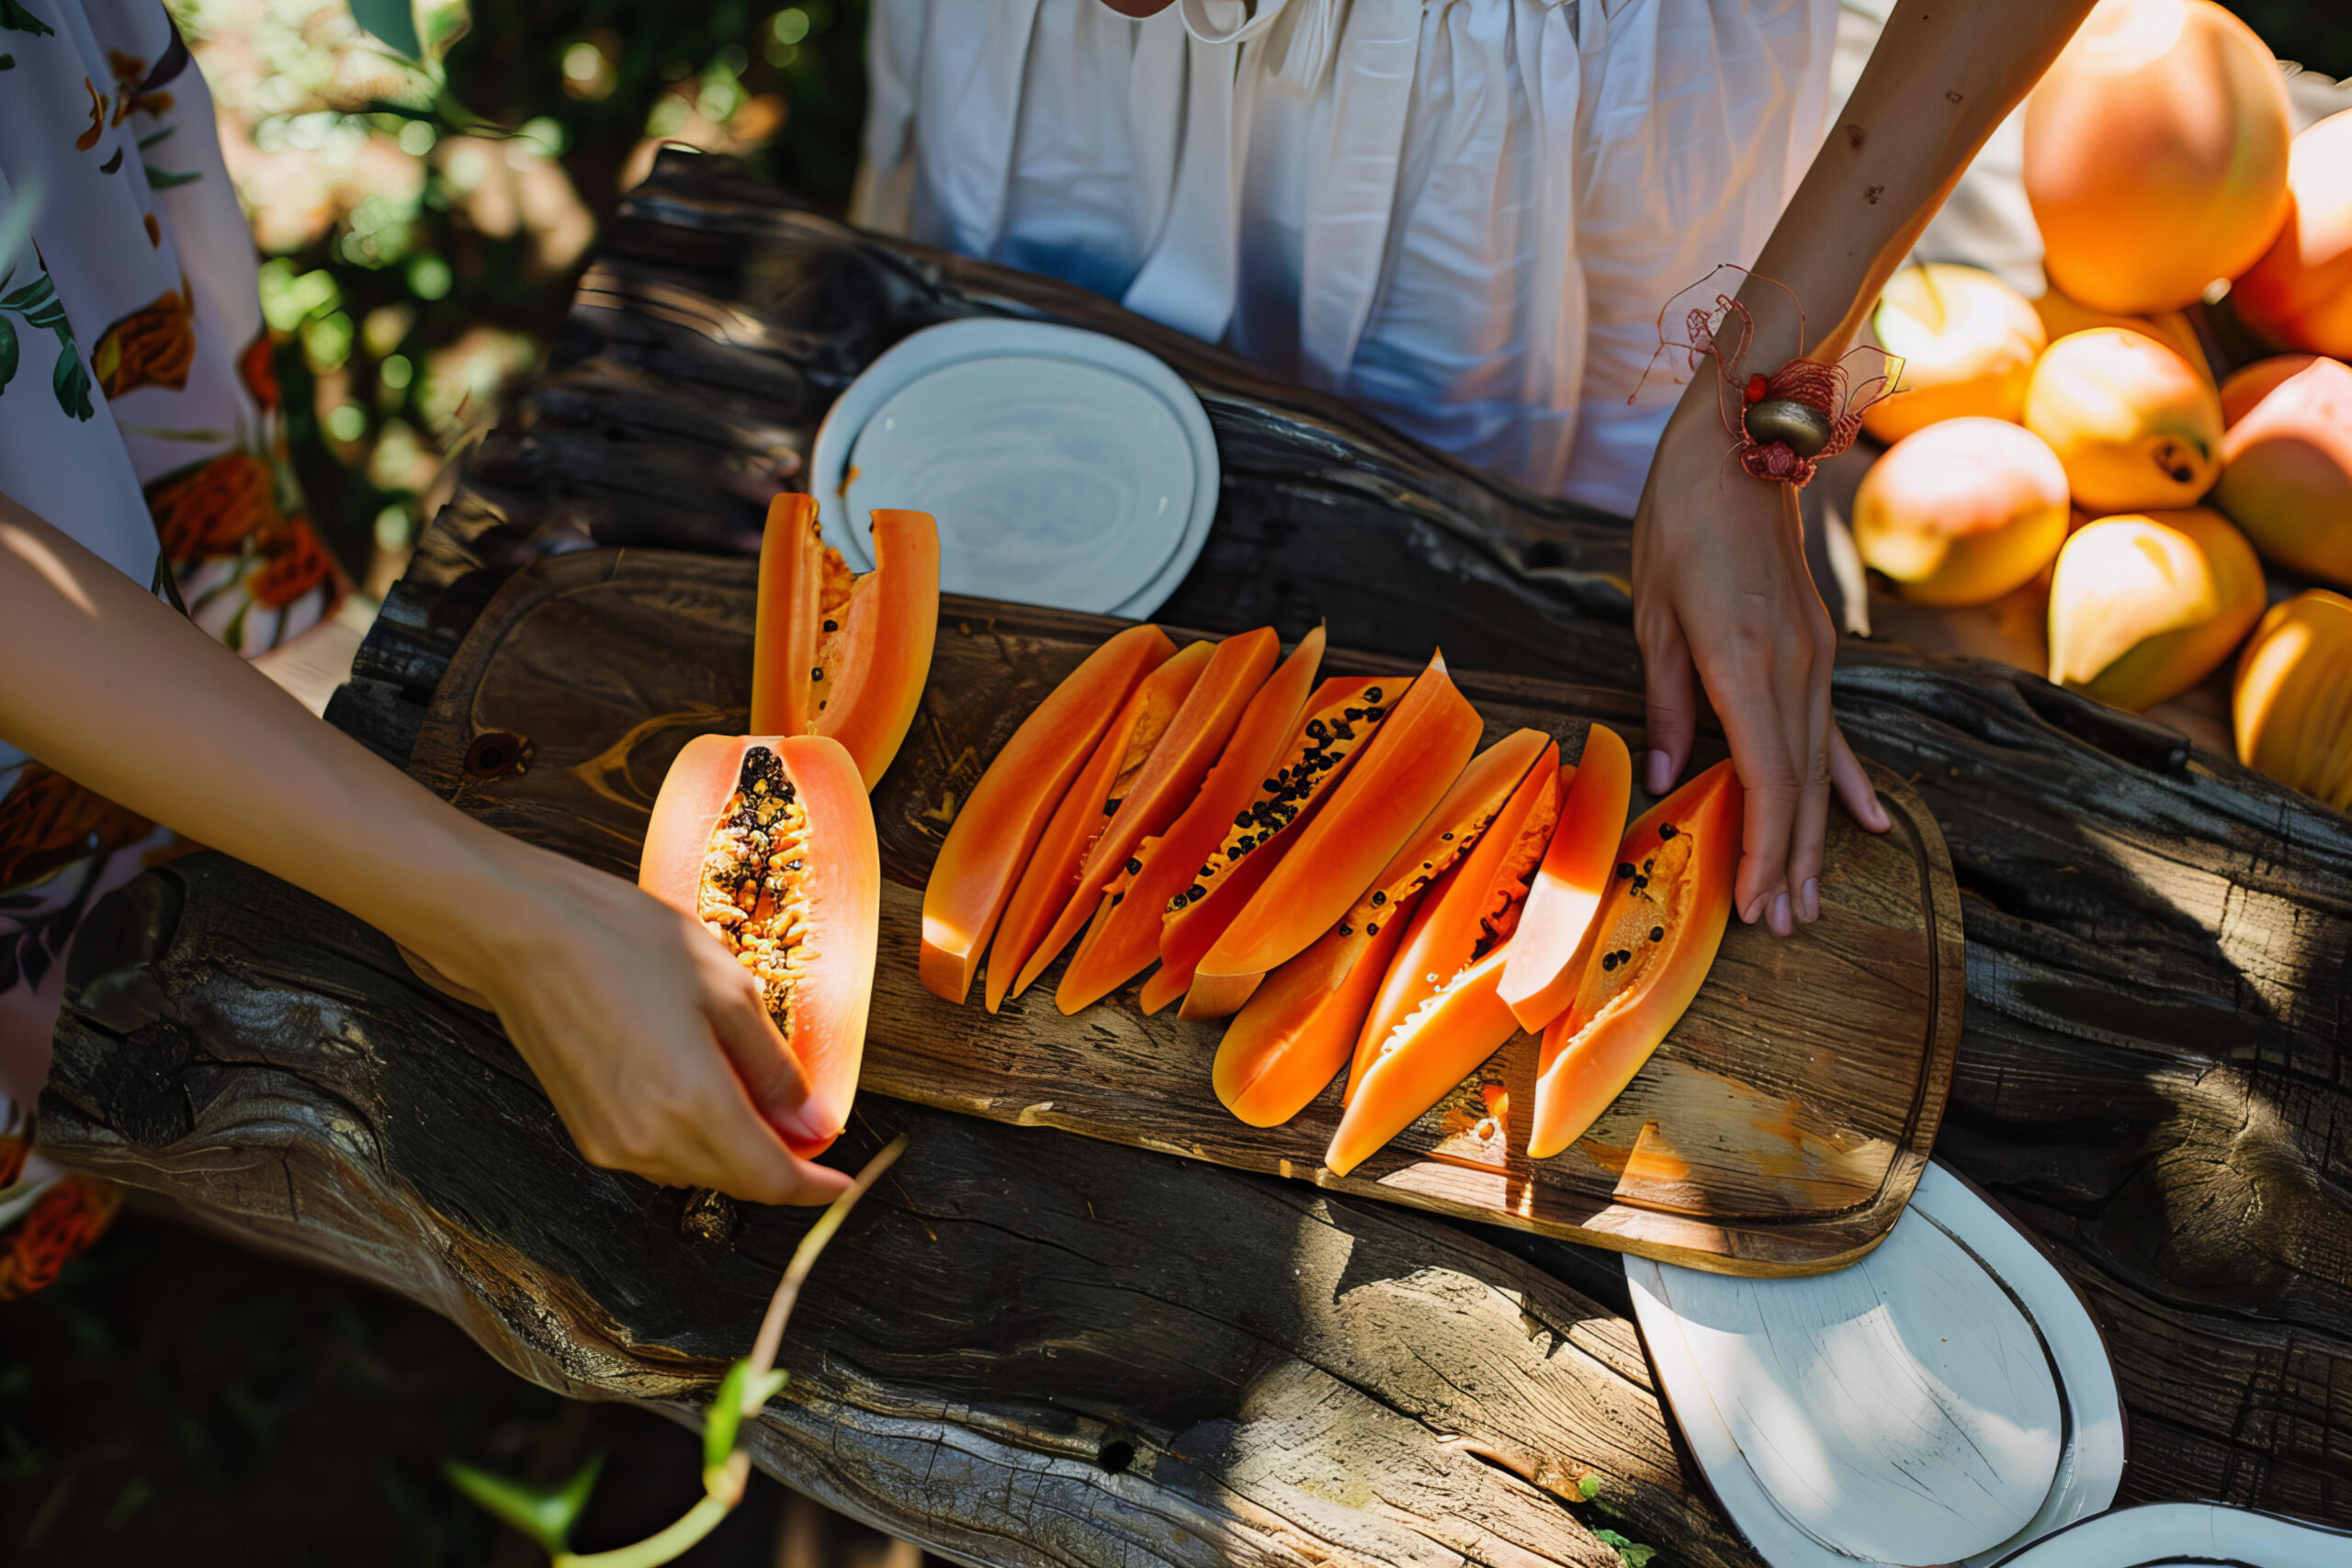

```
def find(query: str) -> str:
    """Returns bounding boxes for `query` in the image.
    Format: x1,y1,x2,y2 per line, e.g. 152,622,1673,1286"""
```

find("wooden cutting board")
412,548,1963,1276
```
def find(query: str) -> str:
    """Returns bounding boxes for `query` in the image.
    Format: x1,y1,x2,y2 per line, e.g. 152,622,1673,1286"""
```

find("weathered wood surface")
43,147,2352,1557
414,551,1962,1274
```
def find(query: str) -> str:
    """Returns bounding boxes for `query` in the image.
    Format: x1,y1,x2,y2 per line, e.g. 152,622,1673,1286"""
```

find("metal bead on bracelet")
1634,265,1902,491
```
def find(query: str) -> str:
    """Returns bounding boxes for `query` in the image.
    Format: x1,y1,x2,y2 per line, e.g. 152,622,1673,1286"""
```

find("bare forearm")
0,495,531,959
1726,0,2098,373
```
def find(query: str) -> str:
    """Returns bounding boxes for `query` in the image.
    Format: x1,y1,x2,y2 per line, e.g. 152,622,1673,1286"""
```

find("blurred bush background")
195,0,2343,600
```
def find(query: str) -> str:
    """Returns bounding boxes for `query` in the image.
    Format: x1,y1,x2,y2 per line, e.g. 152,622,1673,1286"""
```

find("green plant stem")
553,1493,735,1568
745,1134,907,1382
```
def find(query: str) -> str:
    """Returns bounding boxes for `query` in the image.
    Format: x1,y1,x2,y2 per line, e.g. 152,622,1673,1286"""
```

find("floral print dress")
0,0,345,1297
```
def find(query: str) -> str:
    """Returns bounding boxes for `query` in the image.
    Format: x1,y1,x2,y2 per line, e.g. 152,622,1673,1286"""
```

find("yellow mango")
2049,506,2266,709
2234,590,2352,809
1854,418,2071,605
1863,265,2048,442
2025,328,2224,513
2214,355,2352,590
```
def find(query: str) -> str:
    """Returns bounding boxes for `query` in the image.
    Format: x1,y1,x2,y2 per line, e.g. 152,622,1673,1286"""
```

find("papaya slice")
1149,672,1396,1014
750,495,940,790
639,732,879,1156
1530,760,1743,1159
1326,949,1519,1178
1195,650,1482,988
1212,902,1416,1127
985,641,1215,1011
1057,627,1327,1014
920,624,1174,1004
1210,728,1553,1126
1498,723,1633,1033
1002,628,1282,1006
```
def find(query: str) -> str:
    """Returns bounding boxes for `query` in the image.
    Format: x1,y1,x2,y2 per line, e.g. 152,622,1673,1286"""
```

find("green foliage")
443,1452,603,1556
700,1362,789,1472
348,0,422,58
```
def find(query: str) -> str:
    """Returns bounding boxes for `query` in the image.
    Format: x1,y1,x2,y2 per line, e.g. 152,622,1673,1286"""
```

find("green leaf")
51,344,91,421
1590,1530,1655,1568
445,1453,604,1558
345,0,421,59
1577,1472,1600,1500
1,273,53,313
0,316,17,394
137,126,174,151
0,0,55,38
701,1361,787,1471
144,167,201,191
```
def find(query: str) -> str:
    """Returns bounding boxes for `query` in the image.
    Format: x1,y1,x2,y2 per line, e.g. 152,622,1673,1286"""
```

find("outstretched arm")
1,494,852,1206
1634,0,2101,935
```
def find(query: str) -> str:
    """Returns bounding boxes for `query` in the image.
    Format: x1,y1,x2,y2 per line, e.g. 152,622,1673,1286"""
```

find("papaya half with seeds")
920,623,1174,1004
1210,727,1556,1125
1530,761,1742,1160
1326,744,1560,1177
1195,651,1482,990
2234,590,2352,812
639,733,879,1156
985,641,1214,1012
750,495,939,791
1498,723,1633,1033
1058,628,1327,1016
1148,672,1396,1015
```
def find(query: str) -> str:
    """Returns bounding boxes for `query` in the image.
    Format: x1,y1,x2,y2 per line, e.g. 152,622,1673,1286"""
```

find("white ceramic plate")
1626,1161,2125,1568
808,319,1219,619
1987,1503,2352,1566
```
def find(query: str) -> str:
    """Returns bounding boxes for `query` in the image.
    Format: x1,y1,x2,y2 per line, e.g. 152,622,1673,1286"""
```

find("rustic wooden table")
40,153,2352,1567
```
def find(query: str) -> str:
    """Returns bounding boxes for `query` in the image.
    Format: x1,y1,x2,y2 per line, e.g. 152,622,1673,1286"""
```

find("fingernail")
1741,893,1766,924
1770,893,1792,935
1646,750,1675,796
1802,878,1820,921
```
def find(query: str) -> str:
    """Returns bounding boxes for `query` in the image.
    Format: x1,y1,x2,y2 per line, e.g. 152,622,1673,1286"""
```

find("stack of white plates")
808,320,1219,619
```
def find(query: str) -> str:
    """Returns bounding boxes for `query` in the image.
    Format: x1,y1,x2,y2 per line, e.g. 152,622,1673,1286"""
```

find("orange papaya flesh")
1178,967,1265,1021
1199,651,1483,982
1498,723,1634,1033
1530,760,1743,1160
749,496,941,790
919,623,1174,1004
1343,742,1559,1105
1214,899,1419,1128
640,732,878,1156
1057,628,1328,1014
1012,628,1280,1006
1326,948,1518,1178
1151,673,1396,1008
984,641,1213,1011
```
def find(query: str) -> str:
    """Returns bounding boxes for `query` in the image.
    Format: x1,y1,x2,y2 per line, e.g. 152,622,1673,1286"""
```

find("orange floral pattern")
0,1177,122,1303
247,514,338,608
146,451,277,561
237,326,279,411
91,280,196,400
0,761,154,888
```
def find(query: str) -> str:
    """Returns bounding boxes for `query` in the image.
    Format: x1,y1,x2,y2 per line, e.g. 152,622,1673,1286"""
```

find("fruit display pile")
920,625,1739,1175
1853,0,2351,812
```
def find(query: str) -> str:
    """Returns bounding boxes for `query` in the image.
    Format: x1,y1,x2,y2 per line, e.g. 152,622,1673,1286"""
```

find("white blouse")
858,0,1839,515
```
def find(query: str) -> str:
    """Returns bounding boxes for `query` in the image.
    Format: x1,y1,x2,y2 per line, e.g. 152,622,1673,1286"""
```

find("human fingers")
1709,668,1805,932
1787,652,1837,928
1636,607,1701,798
1829,726,1891,835
695,939,823,1145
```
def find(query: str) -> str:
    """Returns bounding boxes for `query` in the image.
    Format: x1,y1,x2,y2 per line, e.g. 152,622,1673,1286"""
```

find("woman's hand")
403,843,856,1208
1632,398,1890,937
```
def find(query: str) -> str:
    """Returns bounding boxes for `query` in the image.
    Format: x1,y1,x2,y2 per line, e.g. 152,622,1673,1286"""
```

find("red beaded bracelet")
1635,265,1901,490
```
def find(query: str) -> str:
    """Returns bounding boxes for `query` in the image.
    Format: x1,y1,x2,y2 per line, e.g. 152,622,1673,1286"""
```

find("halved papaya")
1530,760,1743,1159
1210,728,1553,1127
920,624,1174,1005
1148,672,1396,1015
984,641,1214,1011
1194,651,1483,995
1498,724,1633,1033
1003,628,1282,1007
1057,627,1327,1014
750,495,940,790
639,732,879,1156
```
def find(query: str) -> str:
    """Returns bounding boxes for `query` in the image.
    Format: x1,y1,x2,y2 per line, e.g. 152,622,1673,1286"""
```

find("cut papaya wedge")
1196,651,1481,986
1530,760,1743,1159
749,496,940,790
1498,724,1633,1033
639,732,878,1156
1151,673,1395,1012
1341,741,1559,1106
1007,627,1281,1006
1325,949,1517,1178
984,641,1214,1011
1212,902,1417,1127
1057,628,1327,1014
920,624,1173,1004
1212,728,1554,1129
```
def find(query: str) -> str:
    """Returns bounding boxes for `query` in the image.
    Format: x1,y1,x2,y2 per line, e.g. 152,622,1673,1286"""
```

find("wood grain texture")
409,549,1960,1274
51,148,2352,1553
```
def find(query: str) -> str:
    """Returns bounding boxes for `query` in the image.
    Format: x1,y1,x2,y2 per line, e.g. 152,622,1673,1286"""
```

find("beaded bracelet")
1635,265,1901,490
